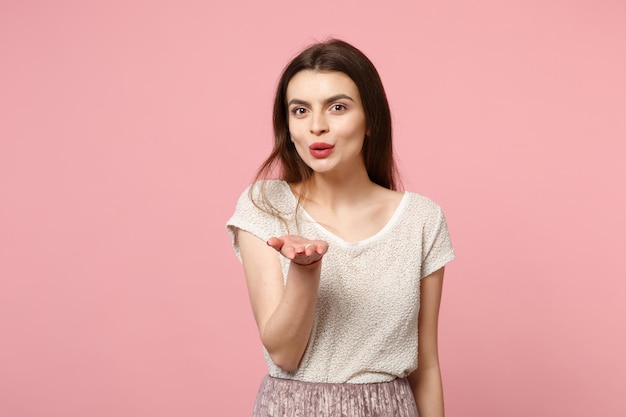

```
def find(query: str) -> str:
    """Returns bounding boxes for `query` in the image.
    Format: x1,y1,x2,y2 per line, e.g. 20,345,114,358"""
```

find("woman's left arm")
408,266,446,417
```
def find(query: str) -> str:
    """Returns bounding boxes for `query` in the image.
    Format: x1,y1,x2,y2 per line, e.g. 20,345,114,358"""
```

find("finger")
282,245,296,259
315,241,329,255
304,243,315,257
266,237,284,251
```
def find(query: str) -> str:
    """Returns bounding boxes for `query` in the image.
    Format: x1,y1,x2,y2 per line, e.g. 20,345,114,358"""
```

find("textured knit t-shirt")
226,180,455,384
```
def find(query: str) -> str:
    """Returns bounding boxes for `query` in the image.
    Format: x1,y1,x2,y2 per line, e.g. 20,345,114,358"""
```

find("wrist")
291,257,322,267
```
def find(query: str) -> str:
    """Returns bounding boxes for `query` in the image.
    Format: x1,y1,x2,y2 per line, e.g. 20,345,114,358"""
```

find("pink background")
1,1,625,416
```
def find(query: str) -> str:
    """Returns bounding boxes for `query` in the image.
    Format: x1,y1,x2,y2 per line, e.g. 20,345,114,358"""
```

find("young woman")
226,39,455,417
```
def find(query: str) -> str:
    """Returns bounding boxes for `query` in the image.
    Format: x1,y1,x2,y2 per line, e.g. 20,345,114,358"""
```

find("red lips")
309,143,334,158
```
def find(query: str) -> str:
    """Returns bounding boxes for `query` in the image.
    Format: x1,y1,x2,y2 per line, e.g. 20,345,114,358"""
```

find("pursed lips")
309,142,335,158
309,142,334,150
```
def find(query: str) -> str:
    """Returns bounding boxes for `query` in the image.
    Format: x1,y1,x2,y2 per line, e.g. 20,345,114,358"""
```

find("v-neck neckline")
281,180,409,248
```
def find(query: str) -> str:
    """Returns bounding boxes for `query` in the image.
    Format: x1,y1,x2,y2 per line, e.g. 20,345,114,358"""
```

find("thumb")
266,237,284,251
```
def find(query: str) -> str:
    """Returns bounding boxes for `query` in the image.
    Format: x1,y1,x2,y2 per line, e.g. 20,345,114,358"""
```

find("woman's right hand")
266,235,329,266
238,230,326,371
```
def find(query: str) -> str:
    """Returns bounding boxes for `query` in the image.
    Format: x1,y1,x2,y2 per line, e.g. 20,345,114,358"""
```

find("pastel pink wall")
1,1,624,416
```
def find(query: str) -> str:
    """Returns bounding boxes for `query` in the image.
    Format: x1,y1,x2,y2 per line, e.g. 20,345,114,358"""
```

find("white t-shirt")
226,180,455,383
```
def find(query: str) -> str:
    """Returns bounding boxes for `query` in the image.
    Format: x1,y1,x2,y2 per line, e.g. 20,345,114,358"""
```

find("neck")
300,167,378,209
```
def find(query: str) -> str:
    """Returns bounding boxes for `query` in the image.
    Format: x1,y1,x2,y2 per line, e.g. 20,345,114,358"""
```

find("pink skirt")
252,375,419,417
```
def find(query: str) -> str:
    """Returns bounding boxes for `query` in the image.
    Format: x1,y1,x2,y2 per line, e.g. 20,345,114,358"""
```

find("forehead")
286,70,361,101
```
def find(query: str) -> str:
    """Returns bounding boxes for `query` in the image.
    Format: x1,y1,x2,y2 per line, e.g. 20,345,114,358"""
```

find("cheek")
288,127,310,147
287,130,307,154
342,113,367,132
287,121,302,140
341,119,368,139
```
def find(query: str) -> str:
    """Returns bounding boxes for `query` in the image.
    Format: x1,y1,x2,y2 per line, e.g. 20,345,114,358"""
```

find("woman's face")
286,70,368,176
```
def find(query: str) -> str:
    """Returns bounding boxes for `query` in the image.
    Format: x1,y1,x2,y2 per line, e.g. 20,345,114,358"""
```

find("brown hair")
251,39,401,225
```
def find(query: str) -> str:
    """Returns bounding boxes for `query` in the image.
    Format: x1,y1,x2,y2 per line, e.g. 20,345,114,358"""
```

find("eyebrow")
287,94,355,107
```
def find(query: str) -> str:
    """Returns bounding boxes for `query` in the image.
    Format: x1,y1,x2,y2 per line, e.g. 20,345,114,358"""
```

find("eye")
330,103,347,112
291,107,308,116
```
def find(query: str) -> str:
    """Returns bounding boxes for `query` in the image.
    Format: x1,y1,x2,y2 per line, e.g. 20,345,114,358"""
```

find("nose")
309,112,329,136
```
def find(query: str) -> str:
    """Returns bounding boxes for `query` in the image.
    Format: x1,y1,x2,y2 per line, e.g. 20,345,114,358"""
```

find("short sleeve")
420,204,456,278
225,184,283,262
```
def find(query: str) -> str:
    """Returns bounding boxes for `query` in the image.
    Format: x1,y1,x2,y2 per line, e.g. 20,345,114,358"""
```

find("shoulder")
245,179,289,199
399,191,452,236
231,179,287,206
226,180,292,250
229,179,296,225
238,179,292,211
404,191,445,217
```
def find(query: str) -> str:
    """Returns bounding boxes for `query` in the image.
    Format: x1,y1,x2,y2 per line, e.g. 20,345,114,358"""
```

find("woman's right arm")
237,229,327,372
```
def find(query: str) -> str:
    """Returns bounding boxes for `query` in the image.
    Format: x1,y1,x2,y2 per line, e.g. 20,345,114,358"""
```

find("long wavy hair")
251,39,400,226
